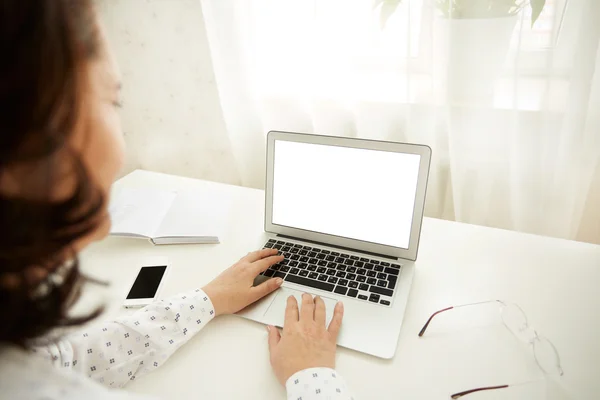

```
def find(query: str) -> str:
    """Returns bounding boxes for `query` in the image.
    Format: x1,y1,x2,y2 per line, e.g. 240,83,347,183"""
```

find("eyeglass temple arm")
418,306,454,337
451,385,509,399
418,300,503,337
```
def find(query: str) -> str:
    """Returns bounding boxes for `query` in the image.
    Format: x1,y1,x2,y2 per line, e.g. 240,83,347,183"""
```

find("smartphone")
123,259,170,308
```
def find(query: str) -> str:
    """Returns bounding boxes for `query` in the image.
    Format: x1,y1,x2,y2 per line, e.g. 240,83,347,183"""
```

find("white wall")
96,0,240,185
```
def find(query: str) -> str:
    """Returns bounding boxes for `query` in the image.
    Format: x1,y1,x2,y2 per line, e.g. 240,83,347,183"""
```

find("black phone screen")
126,265,167,299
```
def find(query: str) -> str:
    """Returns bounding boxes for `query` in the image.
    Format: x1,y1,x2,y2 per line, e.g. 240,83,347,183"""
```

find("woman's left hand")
202,248,284,316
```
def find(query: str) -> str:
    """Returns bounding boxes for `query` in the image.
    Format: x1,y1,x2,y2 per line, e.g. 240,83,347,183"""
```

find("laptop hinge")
276,234,398,261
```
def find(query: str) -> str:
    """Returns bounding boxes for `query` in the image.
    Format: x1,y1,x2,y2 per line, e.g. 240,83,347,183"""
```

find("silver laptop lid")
265,131,431,261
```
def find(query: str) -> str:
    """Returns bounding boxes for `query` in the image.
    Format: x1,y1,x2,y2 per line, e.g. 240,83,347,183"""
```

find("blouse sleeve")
285,368,355,400
32,288,215,388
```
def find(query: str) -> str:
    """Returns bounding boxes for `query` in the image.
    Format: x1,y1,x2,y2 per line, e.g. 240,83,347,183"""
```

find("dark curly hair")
0,0,106,345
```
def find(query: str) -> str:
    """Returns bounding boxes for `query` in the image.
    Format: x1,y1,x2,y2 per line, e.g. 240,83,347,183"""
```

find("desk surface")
81,170,599,399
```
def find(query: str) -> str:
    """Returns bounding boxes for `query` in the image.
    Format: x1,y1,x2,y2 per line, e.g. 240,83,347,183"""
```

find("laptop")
239,131,431,359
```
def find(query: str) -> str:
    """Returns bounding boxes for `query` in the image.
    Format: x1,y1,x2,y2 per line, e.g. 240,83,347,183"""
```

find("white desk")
81,170,599,399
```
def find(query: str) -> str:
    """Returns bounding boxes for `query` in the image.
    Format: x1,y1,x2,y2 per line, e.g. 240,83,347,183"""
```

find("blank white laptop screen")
272,140,421,249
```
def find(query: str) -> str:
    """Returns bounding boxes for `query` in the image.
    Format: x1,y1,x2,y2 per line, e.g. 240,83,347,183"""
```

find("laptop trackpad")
263,287,338,328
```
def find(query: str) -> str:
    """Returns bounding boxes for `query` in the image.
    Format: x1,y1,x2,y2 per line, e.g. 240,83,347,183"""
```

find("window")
251,0,580,109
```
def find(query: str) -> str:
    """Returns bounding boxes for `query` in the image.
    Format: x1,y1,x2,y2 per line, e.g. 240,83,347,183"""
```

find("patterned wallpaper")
96,0,241,185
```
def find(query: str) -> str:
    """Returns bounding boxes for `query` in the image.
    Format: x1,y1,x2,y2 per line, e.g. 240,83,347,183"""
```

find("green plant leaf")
434,0,543,22
530,0,546,27
376,0,402,28
373,0,385,10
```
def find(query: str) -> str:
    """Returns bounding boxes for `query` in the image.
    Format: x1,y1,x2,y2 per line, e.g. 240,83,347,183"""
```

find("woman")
0,2,352,399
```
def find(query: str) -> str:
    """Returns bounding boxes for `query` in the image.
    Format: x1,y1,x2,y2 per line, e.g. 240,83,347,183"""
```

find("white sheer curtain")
198,0,600,243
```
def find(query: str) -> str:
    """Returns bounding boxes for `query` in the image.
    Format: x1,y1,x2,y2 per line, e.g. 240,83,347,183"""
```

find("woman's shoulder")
0,344,154,400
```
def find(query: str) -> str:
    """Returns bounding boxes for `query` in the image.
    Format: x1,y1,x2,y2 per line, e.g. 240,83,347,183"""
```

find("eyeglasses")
418,300,564,399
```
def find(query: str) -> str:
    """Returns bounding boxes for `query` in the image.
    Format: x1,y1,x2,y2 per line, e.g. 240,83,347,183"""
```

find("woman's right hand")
267,294,344,386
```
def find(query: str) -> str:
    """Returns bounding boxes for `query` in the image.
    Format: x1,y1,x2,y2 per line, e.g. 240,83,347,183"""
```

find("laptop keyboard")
261,239,400,307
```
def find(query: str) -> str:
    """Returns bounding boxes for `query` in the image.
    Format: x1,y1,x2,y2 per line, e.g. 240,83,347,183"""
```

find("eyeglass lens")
500,303,563,376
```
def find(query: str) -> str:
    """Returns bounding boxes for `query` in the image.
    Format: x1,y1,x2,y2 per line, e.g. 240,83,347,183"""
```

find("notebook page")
109,187,177,238
154,190,231,240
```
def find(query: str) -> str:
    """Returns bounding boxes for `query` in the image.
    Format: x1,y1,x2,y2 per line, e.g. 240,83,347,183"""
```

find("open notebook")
109,187,229,245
